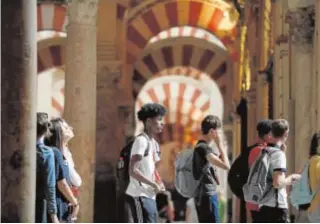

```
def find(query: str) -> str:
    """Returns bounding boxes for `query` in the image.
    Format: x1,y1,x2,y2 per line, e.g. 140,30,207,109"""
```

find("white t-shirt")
126,134,160,199
259,148,288,209
64,148,82,187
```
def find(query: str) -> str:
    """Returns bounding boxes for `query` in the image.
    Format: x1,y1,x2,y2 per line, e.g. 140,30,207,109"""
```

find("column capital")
67,0,99,25
285,5,315,46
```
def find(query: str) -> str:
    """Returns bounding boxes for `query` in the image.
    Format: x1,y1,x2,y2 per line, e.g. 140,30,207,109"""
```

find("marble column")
285,3,315,170
1,1,37,222
64,0,99,222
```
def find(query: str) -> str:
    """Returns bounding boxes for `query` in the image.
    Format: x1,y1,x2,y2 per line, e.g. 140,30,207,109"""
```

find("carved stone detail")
285,5,315,45
98,62,122,87
67,0,99,25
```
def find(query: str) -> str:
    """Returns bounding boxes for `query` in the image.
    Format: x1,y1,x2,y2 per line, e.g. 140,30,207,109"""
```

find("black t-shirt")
192,140,218,196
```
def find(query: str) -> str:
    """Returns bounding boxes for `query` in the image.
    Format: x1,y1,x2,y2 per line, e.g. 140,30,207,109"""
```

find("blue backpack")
290,161,316,210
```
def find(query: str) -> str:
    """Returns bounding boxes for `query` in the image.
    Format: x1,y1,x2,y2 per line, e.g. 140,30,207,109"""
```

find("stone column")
285,3,315,170
273,0,297,175
245,89,257,145
257,0,272,120
95,1,132,222
1,1,37,222
314,0,320,131
64,0,99,222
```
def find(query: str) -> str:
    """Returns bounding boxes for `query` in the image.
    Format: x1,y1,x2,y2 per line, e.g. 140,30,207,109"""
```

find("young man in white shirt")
259,119,301,222
126,103,167,223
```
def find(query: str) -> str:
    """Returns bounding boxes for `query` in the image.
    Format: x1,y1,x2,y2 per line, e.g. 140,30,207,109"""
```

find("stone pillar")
246,89,257,145
273,0,297,175
285,3,315,170
286,1,315,170
314,0,320,131
1,1,37,222
95,1,132,222
257,0,272,120
64,0,99,222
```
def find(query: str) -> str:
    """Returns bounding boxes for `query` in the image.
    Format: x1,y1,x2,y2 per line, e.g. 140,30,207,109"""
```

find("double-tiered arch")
125,0,239,64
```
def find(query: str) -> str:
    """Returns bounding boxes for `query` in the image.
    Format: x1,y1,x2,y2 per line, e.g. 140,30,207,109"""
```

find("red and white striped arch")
148,26,227,51
134,75,224,143
37,3,67,117
125,0,239,64
37,3,68,32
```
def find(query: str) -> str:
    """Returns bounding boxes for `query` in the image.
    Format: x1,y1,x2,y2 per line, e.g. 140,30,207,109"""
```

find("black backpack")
116,133,150,192
227,144,259,200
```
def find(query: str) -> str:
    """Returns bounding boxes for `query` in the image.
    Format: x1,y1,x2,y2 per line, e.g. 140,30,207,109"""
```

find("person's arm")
217,142,230,169
129,137,161,191
54,150,79,219
45,150,59,223
271,151,300,188
185,206,191,223
206,153,230,170
203,142,230,170
185,200,192,223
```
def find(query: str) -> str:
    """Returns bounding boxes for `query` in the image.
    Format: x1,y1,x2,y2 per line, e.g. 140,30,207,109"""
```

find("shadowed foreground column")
1,0,37,222
64,0,99,222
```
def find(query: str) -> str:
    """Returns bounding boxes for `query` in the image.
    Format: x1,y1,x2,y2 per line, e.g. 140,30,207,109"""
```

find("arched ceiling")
37,3,67,74
125,0,239,64
133,37,228,98
37,3,67,117
37,68,65,117
135,75,224,145
148,26,227,50
156,66,207,81
136,75,223,128
38,37,66,73
37,3,68,32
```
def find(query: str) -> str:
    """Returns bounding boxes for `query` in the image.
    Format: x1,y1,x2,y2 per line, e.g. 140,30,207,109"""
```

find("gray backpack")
174,147,210,198
242,147,280,204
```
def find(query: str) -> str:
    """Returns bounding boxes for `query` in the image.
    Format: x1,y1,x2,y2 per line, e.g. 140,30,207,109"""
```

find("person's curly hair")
137,103,167,122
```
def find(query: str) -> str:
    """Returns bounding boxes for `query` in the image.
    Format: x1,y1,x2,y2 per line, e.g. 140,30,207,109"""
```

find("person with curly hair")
125,103,167,223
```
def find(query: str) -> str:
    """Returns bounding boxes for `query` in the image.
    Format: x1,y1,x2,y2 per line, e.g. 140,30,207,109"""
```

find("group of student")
121,103,228,223
239,119,320,223
122,102,320,223
36,113,82,223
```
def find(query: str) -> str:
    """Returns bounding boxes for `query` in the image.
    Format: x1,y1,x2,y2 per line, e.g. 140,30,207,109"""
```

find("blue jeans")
195,194,219,223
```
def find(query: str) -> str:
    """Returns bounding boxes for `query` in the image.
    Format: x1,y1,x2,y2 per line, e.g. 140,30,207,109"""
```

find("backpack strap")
137,133,150,157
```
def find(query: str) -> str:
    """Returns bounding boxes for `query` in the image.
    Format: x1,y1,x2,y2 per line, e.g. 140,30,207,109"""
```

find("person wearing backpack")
257,119,301,223
289,132,320,222
125,103,167,223
246,119,272,222
307,132,320,222
192,115,230,223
